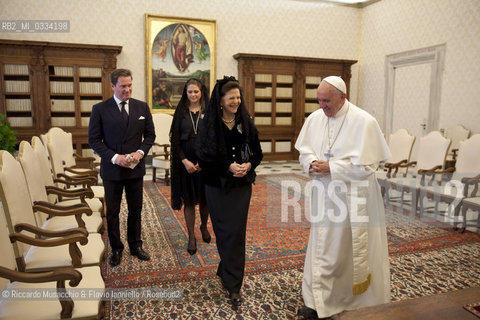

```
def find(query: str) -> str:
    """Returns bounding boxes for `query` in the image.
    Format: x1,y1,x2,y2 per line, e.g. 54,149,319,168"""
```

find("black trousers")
205,183,252,294
103,177,144,252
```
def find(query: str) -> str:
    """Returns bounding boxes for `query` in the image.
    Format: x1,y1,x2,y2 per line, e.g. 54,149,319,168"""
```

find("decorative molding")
384,44,446,137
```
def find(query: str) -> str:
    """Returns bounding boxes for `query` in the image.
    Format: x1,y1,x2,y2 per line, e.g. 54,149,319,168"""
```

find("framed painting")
145,14,216,114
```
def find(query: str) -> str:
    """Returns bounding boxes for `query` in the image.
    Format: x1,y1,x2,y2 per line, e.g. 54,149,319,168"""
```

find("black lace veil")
196,76,258,164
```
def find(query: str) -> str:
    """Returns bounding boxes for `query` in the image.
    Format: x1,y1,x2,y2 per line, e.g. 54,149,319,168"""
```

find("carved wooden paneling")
234,53,356,161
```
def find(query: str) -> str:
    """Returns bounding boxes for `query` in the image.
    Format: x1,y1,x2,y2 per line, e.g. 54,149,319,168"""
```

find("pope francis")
295,76,391,319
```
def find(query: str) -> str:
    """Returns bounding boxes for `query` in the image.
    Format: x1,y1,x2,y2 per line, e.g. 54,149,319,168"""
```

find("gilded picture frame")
145,14,216,114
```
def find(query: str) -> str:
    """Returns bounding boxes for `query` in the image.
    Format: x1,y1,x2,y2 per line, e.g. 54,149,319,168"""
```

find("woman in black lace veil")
170,78,211,255
196,76,263,307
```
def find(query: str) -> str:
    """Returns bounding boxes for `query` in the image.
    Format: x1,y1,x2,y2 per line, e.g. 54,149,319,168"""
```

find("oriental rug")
101,173,480,319
464,301,480,318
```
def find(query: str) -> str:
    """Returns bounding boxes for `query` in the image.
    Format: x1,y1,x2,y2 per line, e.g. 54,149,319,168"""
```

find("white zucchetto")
322,76,346,94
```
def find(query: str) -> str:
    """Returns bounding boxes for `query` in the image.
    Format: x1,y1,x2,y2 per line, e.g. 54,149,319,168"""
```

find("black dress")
202,118,263,294
170,109,205,209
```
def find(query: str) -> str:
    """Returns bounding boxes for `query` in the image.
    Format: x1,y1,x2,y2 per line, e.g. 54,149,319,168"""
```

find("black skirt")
179,137,205,206
205,183,252,293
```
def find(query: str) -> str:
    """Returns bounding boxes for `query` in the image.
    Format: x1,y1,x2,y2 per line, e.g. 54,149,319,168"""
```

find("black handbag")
241,143,252,162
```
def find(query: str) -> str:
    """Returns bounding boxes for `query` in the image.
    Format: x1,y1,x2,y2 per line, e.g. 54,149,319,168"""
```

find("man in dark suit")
88,69,156,267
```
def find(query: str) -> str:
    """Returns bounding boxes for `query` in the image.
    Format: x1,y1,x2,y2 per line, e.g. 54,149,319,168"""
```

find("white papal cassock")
295,100,391,318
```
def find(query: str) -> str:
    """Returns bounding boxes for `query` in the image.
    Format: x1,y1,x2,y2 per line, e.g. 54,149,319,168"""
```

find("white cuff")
111,154,119,164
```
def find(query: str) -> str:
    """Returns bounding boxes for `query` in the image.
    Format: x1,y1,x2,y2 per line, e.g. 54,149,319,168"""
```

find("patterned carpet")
101,173,480,319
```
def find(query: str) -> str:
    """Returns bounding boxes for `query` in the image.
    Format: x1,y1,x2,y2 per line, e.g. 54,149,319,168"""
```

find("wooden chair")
151,113,173,183
381,129,416,177
418,134,480,231
0,208,105,320
45,128,104,200
461,192,480,232
18,140,104,234
384,131,451,213
444,124,470,162
0,151,105,272
46,127,98,176
81,147,101,173
32,136,103,214
377,129,416,200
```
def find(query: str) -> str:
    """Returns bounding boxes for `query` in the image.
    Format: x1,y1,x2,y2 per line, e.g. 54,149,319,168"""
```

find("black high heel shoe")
200,226,211,243
187,237,197,255
229,292,242,307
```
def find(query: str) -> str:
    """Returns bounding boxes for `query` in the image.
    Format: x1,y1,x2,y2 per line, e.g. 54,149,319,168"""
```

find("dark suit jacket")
88,97,156,181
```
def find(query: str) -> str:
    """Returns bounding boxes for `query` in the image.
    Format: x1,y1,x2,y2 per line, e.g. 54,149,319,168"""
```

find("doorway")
384,44,446,159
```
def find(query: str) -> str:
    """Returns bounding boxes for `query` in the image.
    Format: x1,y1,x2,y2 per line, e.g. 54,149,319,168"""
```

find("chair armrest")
13,223,88,238
10,227,87,267
384,159,408,168
430,167,456,184
73,153,96,169
384,159,408,178
74,153,96,161
418,165,443,186
461,174,480,197
0,265,81,285
389,160,417,171
64,166,98,178
56,172,97,182
0,266,80,318
461,174,480,184
46,185,94,199
55,175,97,187
153,143,170,159
418,165,444,175
400,160,417,168
10,230,88,247
33,201,92,216
153,143,170,148
33,201,92,229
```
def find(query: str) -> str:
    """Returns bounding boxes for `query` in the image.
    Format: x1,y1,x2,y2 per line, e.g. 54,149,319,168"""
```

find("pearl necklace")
222,117,235,124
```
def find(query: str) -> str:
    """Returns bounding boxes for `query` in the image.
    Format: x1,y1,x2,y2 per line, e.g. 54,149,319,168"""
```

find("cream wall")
359,0,480,133
0,0,360,103
2,0,478,134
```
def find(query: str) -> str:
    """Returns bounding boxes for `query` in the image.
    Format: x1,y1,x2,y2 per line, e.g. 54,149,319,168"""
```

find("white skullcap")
322,76,346,94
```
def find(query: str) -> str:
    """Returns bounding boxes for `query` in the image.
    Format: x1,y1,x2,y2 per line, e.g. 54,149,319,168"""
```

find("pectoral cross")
324,148,333,161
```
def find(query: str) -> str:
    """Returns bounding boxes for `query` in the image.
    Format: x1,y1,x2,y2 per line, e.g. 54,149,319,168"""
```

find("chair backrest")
151,113,173,154
445,124,470,152
387,128,416,173
452,134,480,181
0,150,37,259
0,202,18,290
40,133,48,151
82,148,100,161
46,127,75,177
32,136,57,203
17,141,51,226
415,131,451,174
